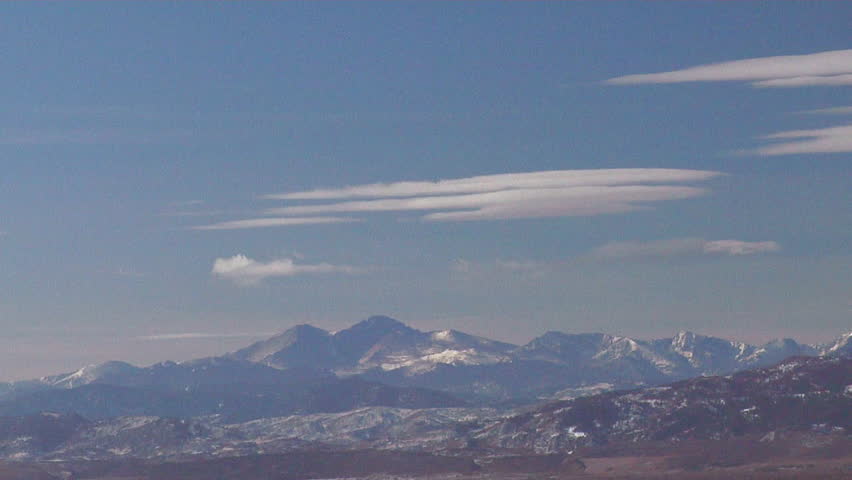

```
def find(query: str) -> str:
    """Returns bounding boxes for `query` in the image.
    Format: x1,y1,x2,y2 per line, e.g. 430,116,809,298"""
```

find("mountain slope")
0,355,848,463
822,332,852,357
0,377,466,422
475,355,852,453
230,324,341,370
40,357,330,393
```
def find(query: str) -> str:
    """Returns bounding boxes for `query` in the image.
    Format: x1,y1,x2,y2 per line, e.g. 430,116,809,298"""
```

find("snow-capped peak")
431,329,456,342
821,331,852,357
43,361,139,389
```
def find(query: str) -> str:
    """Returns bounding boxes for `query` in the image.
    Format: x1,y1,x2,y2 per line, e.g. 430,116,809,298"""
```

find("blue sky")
1,2,850,379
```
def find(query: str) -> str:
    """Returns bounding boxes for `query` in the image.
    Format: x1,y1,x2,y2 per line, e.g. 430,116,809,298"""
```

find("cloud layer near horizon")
451,238,781,278
589,238,781,260
194,216,358,231
137,332,271,341
801,106,852,115
212,254,363,285
606,49,852,88
215,169,723,225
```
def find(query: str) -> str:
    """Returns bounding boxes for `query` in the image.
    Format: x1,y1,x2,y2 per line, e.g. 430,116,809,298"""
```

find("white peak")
47,364,98,388
43,361,137,389
431,330,456,342
824,331,852,354
672,330,699,348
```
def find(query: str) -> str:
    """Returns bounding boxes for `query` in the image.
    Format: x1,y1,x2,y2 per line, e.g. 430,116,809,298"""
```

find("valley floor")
2,435,848,480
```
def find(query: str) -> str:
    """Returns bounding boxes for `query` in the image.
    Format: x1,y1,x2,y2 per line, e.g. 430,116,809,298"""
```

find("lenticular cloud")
259,168,722,223
193,168,722,229
266,168,719,200
606,49,852,88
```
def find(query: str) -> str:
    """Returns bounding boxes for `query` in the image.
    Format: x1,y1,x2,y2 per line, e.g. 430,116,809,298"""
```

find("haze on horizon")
0,2,849,381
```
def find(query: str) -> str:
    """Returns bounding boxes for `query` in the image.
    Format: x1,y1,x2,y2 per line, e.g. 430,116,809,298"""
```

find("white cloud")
193,216,359,230
212,254,364,285
606,49,852,88
258,169,721,223
588,238,780,260
606,50,852,156
265,185,709,221
752,124,852,155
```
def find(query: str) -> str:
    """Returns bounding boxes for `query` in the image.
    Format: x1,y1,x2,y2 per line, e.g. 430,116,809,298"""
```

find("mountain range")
237,316,849,401
2,316,849,413
0,355,847,465
0,316,847,478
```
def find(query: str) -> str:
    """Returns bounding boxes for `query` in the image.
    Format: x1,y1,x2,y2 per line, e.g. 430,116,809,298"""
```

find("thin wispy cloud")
212,254,364,286
450,258,549,278
0,128,190,145
752,124,852,155
799,106,852,115
753,74,852,88
450,259,473,274
701,240,781,256
193,216,359,230
254,169,721,223
607,50,852,156
495,259,545,272
606,49,852,88
453,239,779,275
162,200,256,219
588,238,780,260
32,104,161,118
137,332,272,341
164,210,248,218
114,267,144,278
170,199,205,207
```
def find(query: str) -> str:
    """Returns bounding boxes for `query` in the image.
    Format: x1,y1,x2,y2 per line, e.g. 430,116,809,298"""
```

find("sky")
0,2,850,380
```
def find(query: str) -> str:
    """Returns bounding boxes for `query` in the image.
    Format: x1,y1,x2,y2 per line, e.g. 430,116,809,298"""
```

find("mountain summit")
333,316,422,365
231,324,338,369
